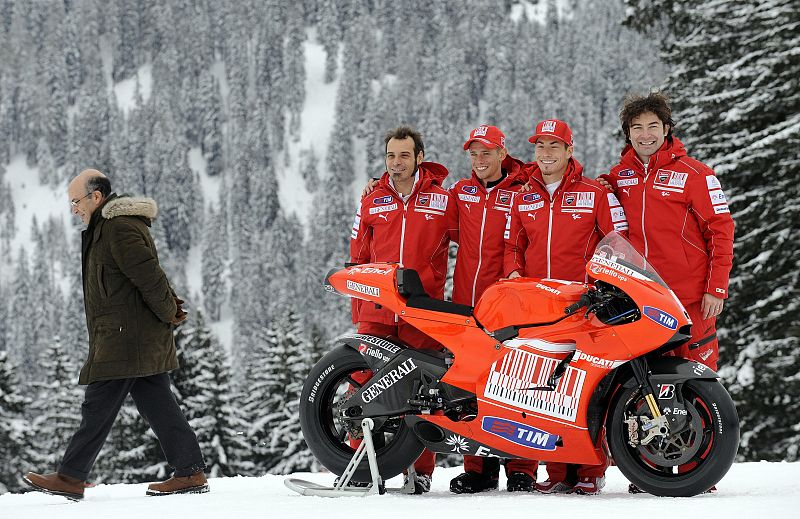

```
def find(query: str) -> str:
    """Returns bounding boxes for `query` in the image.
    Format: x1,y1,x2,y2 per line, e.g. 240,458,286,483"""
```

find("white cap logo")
542,120,557,133
474,126,489,137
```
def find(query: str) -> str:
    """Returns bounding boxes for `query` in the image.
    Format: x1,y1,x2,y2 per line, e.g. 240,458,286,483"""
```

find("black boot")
506,472,535,492
450,471,499,494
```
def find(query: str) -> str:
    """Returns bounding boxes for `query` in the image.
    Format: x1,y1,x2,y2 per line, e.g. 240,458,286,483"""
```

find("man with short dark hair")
350,127,458,493
23,169,207,500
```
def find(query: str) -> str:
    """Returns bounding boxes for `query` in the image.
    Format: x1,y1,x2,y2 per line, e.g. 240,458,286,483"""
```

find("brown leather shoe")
146,471,209,496
23,472,85,501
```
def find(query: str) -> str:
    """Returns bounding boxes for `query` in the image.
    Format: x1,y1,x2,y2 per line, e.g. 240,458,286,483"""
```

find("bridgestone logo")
361,359,417,403
346,280,380,297
308,364,335,403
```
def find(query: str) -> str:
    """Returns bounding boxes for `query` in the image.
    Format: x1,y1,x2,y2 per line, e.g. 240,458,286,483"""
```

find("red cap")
463,125,506,150
528,119,573,147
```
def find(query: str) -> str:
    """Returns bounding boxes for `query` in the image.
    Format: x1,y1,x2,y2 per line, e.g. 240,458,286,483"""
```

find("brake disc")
635,401,704,467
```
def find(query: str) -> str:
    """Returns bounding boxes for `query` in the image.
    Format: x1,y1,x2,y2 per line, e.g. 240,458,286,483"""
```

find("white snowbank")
1,463,798,519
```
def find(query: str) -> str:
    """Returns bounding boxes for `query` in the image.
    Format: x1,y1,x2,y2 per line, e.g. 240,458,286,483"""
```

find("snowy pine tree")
0,351,28,494
624,0,800,461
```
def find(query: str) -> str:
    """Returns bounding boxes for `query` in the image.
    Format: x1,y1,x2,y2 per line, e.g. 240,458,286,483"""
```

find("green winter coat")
78,193,179,384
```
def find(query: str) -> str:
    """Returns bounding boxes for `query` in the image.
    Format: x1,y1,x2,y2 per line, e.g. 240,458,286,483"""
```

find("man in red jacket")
350,126,458,493
448,125,539,494
598,93,734,372
504,119,626,495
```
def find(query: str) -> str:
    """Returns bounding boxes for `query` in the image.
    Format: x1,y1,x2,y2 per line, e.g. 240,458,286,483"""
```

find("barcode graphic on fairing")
483,349,586,422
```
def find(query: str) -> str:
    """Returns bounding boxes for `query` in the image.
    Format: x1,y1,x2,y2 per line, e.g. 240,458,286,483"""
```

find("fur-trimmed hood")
101,196,158,220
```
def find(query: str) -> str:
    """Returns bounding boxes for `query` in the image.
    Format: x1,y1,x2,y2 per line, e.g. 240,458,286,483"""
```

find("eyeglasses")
70,192,93,207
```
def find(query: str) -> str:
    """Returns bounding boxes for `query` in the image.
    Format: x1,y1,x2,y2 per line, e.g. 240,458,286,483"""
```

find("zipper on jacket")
396,201,409,323
642,162,650,258
471,193,490,306
546,200,554,277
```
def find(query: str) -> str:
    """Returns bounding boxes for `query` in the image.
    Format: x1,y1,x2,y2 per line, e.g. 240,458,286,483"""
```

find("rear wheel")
607,379,739,496
299,344,424,482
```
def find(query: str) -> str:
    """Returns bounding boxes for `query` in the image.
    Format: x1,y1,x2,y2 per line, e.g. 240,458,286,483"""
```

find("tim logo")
373,196,392,205
522,193,541,202
418,194,430,206
474,125,489,137
658,384,676,399
482,417,557,451
643,306,678,330
541,120,557,133
462,185,478,194
619,169,635,177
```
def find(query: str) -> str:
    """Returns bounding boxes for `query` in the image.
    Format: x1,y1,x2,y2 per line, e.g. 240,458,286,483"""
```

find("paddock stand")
284,418,417,497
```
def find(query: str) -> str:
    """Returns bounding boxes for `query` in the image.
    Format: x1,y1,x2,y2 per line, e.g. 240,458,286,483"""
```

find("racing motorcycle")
297,232,739,497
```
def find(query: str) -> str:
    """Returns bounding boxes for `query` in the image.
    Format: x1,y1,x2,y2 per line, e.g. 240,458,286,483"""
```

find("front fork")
627,358,671,446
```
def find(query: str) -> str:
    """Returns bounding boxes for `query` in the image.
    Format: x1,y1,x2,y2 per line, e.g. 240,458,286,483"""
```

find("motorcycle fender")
342,349,449,417
337,333,405,371
623,357,718,431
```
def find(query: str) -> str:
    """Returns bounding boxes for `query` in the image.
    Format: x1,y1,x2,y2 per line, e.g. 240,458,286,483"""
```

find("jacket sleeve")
446,188,460,244
597,189,629,237
107,218,177,323
503,202,527,277
686,169,735,299
597,173,616,192
349,203,370,323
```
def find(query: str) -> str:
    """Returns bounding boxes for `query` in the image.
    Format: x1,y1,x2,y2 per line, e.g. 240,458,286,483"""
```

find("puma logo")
527,212,536,220
378,214,388,221
622,188,630,197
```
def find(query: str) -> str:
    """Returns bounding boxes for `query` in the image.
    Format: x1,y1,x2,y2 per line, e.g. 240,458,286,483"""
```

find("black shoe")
506,472,535,492
628,483,645,494
405,473,432,494
450,471,499,494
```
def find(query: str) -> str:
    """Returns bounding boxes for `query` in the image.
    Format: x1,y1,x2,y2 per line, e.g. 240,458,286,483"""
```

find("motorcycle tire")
607,378,739,497
299,344,424,482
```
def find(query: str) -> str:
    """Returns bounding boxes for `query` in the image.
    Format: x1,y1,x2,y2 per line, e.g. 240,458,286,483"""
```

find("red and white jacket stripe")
504,158,627,282
449,155,529,306
599,137,734,303
350,162,459,325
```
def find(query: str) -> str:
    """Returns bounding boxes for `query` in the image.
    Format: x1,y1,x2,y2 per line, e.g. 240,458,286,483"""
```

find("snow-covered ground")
1,463,798,519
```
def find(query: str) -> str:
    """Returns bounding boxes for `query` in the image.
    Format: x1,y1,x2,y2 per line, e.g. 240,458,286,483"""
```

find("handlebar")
564,294,592,315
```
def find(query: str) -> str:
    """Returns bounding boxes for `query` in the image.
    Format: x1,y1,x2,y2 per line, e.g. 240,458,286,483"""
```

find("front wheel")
607,379,739,496
299,344,424,482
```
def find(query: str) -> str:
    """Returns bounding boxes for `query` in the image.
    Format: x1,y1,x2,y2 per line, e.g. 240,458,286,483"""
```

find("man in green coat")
23,169,207,500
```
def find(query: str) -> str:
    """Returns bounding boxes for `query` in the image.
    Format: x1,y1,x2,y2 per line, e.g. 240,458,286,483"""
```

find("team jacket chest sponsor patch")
483,348,586,422
492,189,515,211
618,169,635,177
560,191,595,213
369,202,398,215
458,193,480,203
415,192,448,213
617,178,639,187
652,169,688,193
516,192,543,212
462,185,478,194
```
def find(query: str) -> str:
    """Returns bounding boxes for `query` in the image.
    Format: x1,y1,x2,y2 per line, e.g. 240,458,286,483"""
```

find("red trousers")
668,301,719,370
350,321,440,476
464,455,538,478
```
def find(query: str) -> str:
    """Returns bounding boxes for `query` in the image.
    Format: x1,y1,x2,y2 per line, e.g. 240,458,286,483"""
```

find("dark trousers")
58,373,205,481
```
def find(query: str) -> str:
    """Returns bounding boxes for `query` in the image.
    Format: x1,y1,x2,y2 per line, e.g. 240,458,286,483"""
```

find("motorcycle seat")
397,268,473,317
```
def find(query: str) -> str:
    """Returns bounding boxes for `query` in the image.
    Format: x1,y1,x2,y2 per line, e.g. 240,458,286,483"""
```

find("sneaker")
535,478,573,494
146,471,209,496
506,472,535,492
628,482,644,494
404,473,432,494
23,472,85,501
571,476,605,495
450,471,498,494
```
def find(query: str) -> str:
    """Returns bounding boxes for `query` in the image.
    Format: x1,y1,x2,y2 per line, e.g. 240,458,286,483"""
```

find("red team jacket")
504,158,628,281
350,162,458,325
599,138,734,303
449,155,529,306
